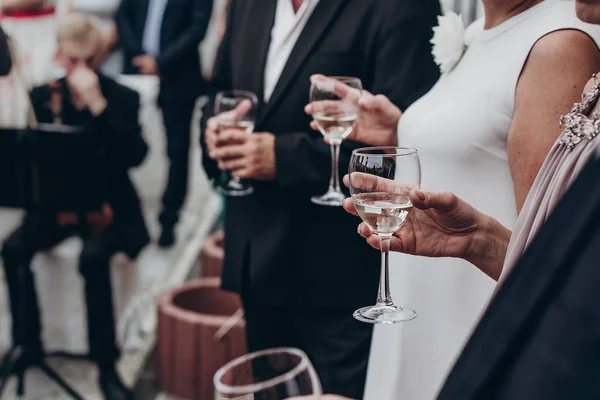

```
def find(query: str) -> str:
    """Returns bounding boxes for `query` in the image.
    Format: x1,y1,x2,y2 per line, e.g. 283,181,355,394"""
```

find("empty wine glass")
214,90,258,196
348,147,421,324
310,76,362,206
214,347,322,400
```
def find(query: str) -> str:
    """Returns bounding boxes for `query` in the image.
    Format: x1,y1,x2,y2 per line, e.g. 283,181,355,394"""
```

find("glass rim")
324,76,362,83
352,146,418,157
215,89,258,100
213,347,312,395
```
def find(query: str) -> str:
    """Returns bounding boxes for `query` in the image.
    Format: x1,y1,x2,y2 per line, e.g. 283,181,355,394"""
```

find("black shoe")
0,345,43,377
99,368,133,400
158,226,175,248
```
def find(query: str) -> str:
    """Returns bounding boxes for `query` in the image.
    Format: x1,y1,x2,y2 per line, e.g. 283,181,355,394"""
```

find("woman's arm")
343,174,512,281
509,30,600,212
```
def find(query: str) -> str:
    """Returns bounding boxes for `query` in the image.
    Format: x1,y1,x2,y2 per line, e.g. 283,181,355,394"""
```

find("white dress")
364,1,600,399
0,0,67,128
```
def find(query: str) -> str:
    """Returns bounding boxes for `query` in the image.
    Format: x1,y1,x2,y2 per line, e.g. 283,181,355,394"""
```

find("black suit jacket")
30,75,150,256
438,156,600,400
116,0,213,105
201,0,441,308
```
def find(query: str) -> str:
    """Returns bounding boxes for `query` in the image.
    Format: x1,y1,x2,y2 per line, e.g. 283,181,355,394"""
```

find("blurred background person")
201,0,441,398
72,0,123,76
0,13,149,400
0,0,69,128
116,0,213,247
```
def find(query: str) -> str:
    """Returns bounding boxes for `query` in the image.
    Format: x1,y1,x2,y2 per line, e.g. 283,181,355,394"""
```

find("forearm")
465,214,512,281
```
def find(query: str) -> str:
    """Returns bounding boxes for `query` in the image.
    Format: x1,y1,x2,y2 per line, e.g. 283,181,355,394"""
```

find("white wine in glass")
353,192,413,235
310,76,362,206
349,147,421,324
214,90,258,197
216,119,255,135
313,111,358,142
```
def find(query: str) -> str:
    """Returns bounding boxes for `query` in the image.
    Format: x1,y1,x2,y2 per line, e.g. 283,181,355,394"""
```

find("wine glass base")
216,180,254,197
353,304,417,325
311,191,346,207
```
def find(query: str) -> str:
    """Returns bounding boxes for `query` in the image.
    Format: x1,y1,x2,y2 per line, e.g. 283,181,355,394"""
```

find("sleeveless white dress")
364,1,600,399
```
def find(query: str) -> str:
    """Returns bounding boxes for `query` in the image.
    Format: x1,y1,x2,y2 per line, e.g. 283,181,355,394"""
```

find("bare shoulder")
528,29,600,69
518,29,600,97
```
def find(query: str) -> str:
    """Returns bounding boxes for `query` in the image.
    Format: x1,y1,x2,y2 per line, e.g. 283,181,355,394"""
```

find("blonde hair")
56,13,103,50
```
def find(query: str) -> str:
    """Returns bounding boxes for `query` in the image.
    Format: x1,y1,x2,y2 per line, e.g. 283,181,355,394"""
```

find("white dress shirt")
143,0,170,56
263,0,320,102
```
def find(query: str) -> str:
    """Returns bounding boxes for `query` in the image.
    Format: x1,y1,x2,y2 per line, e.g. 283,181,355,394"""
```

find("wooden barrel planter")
200,230,224,278
156,277,247,400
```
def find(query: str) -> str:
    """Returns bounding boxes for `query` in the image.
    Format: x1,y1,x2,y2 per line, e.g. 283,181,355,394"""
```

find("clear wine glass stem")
377,234,394,306
329,141,342,193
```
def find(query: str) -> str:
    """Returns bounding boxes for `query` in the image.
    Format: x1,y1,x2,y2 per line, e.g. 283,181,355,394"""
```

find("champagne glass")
310,76,362,206
214,347,322,399
348,147,421,324
214,90,258,196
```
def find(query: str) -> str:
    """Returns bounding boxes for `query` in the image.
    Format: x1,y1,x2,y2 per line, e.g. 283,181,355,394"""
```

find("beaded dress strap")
558,74,600,150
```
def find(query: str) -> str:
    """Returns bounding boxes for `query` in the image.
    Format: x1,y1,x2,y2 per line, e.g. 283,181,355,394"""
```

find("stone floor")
0,77,220,400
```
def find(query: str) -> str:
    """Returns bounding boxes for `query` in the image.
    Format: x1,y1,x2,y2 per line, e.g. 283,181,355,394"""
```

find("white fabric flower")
430,12,467,74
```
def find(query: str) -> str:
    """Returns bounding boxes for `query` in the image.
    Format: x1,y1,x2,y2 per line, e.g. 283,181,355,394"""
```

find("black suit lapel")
248,0,277,104
258,0,345,125
140,0,150,26
438,157,600,399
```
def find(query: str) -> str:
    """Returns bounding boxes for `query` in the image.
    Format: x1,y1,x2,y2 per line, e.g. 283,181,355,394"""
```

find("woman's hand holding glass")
342,176,512,281
305,74,402,147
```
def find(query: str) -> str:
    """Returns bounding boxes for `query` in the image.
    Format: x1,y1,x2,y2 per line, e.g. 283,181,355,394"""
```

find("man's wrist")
465,214,512,281
88,96,108,117
387,127,399,146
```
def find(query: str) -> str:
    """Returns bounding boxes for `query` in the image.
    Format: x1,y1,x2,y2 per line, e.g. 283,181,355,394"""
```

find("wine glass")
214,347,322,400
310,76,362,206
214,90,258,197
348,147,421,324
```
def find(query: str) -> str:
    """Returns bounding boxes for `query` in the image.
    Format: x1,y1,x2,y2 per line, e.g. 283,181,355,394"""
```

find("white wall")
440,0,484,25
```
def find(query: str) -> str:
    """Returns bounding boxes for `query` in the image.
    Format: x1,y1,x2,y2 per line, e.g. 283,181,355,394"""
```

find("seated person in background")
0,13,149,400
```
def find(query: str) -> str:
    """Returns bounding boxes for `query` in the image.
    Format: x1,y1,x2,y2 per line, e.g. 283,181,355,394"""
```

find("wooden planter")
156,277,246,400
200,231,224,278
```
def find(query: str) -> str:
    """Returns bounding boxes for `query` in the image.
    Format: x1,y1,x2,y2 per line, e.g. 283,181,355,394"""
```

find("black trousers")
1,214,120,366
242,293,373,399
159,101,195,227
